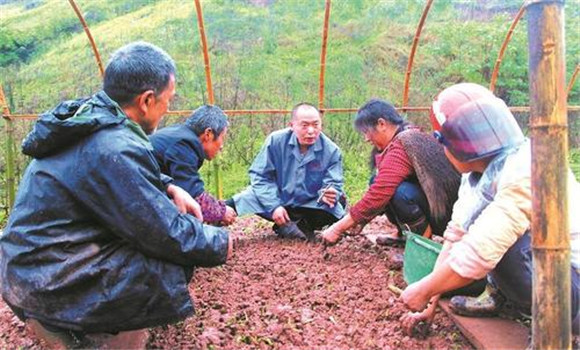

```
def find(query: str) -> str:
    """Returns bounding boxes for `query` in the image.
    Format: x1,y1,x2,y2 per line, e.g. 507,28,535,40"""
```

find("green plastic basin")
402,231,442,284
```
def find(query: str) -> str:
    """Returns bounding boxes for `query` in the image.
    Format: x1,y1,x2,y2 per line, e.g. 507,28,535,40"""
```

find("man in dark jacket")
0,41,232,348
151,105,237,226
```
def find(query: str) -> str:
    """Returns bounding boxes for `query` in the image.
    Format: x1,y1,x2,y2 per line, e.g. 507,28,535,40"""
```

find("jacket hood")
22,92,132,159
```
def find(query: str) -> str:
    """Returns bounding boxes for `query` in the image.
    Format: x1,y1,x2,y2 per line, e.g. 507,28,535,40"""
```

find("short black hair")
354,99,403,132
103,41,176,107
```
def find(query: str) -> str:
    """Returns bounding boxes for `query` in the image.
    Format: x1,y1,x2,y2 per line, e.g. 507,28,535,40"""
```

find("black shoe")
274,222,307,240
376,233,406,247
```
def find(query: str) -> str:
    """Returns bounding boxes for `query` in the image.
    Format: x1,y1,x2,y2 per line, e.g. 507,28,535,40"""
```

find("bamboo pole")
318,0,331,111
489,1,527,93
68,0,104,78
402,0,434,108
0,86,15,211
526,1,571,349
4,105,580,121
193,0,222,199
567,63,580,97
193,0,215,105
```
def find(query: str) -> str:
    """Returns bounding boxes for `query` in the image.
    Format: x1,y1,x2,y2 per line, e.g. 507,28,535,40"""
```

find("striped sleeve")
350,139,414,223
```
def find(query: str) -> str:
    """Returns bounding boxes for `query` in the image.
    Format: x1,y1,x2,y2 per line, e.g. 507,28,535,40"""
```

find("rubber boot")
449,284,505,317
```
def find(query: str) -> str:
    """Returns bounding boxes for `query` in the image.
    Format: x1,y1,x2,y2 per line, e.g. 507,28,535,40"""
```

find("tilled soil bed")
0,217,472,349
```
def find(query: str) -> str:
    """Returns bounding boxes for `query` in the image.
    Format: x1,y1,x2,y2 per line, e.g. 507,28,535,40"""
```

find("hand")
272,206,290,226
221,206,237,226
167,184,204,222
401,306,436,337
319,186,338,208
321,224,343,245
346,220,368,236
401,280,432,312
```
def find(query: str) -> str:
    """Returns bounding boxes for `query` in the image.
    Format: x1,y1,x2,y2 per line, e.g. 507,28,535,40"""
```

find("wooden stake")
0,86,15,210
527,1,571,348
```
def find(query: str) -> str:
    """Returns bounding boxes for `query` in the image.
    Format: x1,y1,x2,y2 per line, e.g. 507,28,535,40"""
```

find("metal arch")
567,63,580,97
489,1,527,93
10,105,580,121
193,0,221,198
402,0,434,110
68,0,104,78
193,0,215,105
318,0,332,111
0,85,11,117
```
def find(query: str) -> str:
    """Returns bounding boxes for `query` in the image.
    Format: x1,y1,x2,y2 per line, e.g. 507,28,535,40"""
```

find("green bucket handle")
411,235,441,254
402,231,441,254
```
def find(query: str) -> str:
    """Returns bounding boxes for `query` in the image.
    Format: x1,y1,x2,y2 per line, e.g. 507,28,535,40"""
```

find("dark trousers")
225,198,339,233
380,180,430,235
257,207,339,234
490,232,580,326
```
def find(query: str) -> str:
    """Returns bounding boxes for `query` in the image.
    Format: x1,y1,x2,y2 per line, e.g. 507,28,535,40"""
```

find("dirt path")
0,217,472,349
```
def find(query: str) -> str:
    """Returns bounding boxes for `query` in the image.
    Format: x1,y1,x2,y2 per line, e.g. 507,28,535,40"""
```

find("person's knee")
490,234,533,309
390,182,429,233
392,182,428,213
224,198,236,212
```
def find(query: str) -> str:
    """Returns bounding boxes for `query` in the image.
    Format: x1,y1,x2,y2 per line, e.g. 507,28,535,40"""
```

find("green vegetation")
1,0,579,222
571,149,580,179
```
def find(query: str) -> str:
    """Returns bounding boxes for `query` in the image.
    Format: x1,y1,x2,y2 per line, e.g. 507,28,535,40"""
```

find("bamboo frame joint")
529,122,568,130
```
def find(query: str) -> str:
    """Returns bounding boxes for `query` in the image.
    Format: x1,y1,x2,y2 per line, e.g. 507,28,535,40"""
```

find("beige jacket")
444,141,580,279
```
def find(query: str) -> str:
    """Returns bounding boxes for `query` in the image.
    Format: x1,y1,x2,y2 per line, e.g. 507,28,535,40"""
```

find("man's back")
150,123,206,197
1,93,229,333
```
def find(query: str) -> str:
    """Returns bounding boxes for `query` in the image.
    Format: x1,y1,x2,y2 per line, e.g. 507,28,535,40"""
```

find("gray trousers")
490,232,580,329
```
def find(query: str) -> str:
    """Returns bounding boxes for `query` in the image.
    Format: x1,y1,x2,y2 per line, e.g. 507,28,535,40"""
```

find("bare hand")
167,184,203,222
221,205,237,226
272,206,290,226
320,186,338,208
346,220,368,236
401,280,431,312
321,224,343,245
401,307,435,338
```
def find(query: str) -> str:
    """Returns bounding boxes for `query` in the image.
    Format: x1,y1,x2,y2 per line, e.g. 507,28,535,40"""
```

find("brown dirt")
0,216,473,349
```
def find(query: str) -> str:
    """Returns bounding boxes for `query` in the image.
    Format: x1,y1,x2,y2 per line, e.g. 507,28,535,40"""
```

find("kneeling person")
321,99,460,245
151,105,237,226
401,83,579,333
0,42,232,348
228,103,345,240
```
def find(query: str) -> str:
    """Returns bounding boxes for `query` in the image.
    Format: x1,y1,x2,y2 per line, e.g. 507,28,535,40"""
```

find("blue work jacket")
233,128,345,219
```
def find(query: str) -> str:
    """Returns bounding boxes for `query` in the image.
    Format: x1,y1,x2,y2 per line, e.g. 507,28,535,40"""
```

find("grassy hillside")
1,0,579,216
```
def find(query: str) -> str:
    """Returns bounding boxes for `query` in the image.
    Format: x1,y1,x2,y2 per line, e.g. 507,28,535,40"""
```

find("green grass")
570,148,580,180
1,0,579,218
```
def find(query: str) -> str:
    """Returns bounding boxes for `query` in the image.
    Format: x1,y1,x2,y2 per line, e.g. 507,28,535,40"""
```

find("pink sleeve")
195,192,227,225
